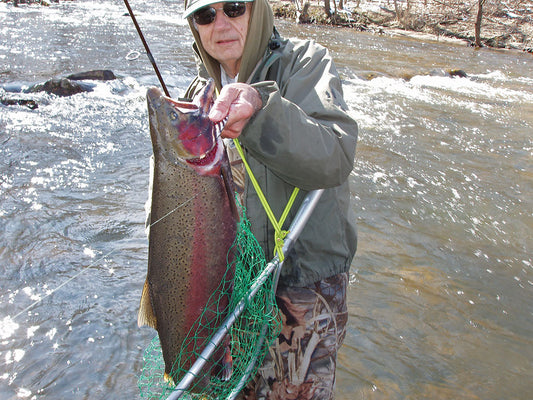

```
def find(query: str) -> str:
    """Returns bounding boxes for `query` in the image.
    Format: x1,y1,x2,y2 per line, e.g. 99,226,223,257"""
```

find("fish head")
147,80,224,175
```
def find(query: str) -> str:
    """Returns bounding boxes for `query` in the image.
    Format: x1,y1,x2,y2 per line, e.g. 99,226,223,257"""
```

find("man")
182,0,358,398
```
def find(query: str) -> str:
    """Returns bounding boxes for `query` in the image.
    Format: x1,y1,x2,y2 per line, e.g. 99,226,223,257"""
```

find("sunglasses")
192,2,247,25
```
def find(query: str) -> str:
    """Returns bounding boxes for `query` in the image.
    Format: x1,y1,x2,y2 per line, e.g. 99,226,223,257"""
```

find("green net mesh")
138,205,281,399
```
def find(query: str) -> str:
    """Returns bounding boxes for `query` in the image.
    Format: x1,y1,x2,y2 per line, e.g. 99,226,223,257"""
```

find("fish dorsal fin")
138,280,157,329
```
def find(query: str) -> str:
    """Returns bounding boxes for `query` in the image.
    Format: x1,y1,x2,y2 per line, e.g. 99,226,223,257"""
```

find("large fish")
138,80,238,387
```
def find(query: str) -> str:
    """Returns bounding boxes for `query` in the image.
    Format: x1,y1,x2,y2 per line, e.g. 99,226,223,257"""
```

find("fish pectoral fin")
220,336,233,382
137,280,157,329
221,352,233,382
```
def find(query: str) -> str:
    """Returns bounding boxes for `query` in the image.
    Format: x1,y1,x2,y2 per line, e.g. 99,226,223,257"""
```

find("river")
0,0,532,399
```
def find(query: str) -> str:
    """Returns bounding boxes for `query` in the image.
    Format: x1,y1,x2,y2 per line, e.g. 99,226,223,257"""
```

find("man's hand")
208,83,262,139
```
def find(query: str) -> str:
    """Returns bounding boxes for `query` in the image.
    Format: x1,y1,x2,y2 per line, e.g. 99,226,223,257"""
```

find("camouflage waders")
240,272,348,400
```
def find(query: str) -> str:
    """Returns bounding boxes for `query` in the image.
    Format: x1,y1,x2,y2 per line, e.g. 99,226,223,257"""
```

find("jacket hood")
184,0,274,91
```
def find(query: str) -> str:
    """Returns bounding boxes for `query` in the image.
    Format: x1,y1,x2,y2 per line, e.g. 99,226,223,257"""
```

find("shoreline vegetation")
270,0,533,53
3,0,532,53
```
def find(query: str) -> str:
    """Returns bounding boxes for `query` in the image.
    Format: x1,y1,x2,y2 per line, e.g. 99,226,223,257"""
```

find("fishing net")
138,204,281,399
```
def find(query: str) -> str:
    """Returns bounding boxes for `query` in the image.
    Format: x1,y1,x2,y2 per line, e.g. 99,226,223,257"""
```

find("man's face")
194,2,251,77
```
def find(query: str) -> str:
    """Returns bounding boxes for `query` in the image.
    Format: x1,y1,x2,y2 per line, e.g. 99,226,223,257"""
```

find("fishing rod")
122,1,229,137
166,189,324,400
123,0,170,97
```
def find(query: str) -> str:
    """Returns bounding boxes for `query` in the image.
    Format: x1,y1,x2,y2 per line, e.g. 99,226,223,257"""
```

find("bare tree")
394,0,401,21
475,0,486,47
324,0,331,18
392,0,414,25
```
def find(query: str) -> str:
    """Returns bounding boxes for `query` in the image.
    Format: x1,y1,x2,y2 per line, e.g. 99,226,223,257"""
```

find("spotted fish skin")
138,80,237,387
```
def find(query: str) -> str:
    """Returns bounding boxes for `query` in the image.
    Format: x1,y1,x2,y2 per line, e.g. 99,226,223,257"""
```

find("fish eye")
170,111,178,121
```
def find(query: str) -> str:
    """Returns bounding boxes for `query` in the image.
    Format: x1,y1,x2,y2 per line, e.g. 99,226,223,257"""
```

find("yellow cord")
232,139,299,261
213,87,299,260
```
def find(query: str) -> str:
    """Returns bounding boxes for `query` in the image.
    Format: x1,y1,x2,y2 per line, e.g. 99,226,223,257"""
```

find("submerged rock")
359,71,388,80
0,96,38,110
2,70,118,106
66,70,116,81
27,77,95,96
448,69,468,78
23,70,117,96
429,68,468,78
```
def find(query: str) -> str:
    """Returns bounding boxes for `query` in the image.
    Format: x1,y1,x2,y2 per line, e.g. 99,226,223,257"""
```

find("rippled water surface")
1,1,532,399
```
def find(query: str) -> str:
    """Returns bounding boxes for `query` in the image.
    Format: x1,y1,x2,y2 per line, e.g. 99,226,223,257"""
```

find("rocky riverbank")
4,0,532,52
270,0,533,53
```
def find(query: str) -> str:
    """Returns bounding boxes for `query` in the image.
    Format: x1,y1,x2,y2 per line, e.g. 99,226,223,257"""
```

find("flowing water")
1,0,532,399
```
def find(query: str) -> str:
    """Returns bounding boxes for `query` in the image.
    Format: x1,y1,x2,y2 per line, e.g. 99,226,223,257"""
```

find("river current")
0,0,532,399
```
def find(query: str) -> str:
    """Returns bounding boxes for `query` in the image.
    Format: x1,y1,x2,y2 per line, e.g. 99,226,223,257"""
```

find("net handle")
166,189,324,400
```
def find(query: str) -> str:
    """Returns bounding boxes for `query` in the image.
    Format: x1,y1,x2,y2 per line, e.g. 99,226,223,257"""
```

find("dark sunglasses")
192,2,247,25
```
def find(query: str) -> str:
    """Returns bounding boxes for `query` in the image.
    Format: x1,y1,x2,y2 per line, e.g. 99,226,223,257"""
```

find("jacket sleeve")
241,40,358,191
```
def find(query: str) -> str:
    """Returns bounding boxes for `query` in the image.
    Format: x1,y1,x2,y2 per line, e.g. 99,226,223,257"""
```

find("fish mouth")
186,140,218,167
184,136,224,176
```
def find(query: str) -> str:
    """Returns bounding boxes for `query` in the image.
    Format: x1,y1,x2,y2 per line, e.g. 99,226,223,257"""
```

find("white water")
1,1,532,399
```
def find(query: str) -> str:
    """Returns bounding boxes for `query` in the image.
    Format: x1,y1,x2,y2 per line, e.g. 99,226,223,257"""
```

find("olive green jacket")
184,1,358,287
